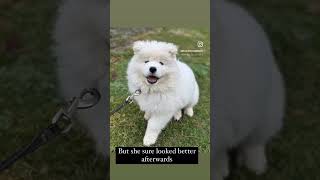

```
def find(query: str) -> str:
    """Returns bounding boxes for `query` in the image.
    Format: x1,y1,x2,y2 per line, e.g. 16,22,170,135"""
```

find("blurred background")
229,0,320,179
0,0,106,179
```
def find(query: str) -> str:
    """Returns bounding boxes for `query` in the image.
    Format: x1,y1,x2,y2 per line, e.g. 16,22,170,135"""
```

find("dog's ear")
167,43,178,57
133,41,145,54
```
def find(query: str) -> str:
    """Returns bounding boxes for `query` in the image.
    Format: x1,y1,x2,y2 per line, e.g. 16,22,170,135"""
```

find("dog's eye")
145,61,149,63
160,62,164,65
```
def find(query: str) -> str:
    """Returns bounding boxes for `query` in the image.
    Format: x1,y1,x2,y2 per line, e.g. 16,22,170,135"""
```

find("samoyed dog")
127,41,199,146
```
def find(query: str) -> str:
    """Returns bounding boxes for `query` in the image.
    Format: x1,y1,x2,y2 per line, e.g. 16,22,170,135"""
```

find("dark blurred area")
0,0,107,179
214,0,320,179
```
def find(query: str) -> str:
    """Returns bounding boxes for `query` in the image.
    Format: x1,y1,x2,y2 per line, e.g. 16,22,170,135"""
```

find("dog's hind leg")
184,81,199,117
173,110,182,121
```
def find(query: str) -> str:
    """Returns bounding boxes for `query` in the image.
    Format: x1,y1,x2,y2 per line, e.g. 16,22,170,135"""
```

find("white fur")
127,41,199,146
212,0,284,179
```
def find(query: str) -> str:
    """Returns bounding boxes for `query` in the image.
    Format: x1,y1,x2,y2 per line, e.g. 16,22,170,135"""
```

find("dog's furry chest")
134,92,184,113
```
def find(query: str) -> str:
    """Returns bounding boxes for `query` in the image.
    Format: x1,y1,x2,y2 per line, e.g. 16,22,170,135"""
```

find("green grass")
110,28,210,152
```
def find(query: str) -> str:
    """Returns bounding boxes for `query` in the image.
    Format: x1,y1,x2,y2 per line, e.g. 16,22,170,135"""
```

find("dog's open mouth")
146,75,159,84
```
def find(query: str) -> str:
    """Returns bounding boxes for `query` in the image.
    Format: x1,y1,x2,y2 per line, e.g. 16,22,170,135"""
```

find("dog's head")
127,40,179,92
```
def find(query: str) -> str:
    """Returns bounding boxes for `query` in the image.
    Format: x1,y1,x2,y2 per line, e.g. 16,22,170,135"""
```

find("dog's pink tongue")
147,76,158,83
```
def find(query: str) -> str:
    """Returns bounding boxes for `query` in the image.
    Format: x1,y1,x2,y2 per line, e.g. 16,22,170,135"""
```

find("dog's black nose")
149,67,157,73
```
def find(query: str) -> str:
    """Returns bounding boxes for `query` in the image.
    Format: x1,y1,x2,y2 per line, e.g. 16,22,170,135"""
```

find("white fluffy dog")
127,41,199,146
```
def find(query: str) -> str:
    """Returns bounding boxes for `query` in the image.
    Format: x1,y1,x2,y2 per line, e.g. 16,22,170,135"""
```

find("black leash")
110,89,141,116
0,88,101,172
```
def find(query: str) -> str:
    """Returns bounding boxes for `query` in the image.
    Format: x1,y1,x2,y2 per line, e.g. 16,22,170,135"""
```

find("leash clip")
51,97,79,133
51,88,101,133
110,89,141,115
125,89,141,104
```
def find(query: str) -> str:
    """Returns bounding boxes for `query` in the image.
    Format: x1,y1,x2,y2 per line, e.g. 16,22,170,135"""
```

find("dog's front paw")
144,112,151,121
143,133,158,146
174,110,182,121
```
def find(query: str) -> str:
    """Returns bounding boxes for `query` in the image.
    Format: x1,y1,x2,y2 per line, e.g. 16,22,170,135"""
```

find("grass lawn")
110,28,210,152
